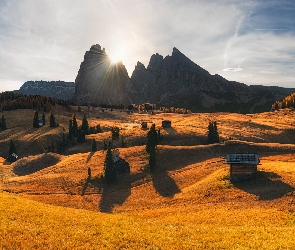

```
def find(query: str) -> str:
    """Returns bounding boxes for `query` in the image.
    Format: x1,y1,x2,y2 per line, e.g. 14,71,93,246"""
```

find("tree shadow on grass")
152,171,181,197
98,172,132,213
233,171,295,200
81,170,146,213
86,152,95,164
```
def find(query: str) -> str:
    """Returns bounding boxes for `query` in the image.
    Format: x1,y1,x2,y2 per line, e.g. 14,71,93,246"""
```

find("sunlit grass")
1,191,295,249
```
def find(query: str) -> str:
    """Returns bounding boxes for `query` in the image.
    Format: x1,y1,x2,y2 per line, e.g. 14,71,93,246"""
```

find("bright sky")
0,0,294,92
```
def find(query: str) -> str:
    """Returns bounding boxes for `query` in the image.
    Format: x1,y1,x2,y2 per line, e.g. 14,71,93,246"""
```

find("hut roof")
226,153,259,165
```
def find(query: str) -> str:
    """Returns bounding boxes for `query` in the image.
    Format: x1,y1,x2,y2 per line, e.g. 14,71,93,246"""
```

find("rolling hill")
1,107,295,249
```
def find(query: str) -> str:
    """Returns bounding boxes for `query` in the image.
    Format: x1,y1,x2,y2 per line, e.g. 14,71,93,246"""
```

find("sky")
0,0,294,92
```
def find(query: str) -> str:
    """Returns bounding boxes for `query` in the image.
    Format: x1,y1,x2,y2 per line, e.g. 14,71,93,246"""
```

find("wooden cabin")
162,120,171,128
226,153,260,182
141,122,148,129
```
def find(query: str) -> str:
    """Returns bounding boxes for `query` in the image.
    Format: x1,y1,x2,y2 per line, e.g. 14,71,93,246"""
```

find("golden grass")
1,108,295,248
1,191,295,249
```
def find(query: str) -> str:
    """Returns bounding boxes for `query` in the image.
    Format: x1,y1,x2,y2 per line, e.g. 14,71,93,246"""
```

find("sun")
108,47,125,64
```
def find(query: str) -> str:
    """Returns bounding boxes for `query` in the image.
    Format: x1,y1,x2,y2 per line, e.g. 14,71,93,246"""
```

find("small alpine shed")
162,120,171,128
226,153,260,182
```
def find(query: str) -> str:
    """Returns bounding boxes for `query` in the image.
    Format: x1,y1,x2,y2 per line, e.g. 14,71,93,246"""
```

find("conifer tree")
103,140,107,150
103,147,116,182
77,128,85,143
91,138,97,152
81,115,89,135
1,115,6,131
68,119,73,139
96,124,102,133
146,124,158,154
207,121,220,144
49,112,56,127
111,126,120,141
72,114,78,137
8,139,16,156
33,110,39,128
42,113,46,125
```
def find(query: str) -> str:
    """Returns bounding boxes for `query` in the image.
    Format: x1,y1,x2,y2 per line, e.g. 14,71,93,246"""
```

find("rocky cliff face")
74,44,129,104
17,81,75,100
127,48,294,113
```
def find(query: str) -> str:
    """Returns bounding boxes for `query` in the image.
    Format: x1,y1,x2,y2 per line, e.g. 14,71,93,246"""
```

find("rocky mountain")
17,81,75,100
126,48,295,113
74,44,129,104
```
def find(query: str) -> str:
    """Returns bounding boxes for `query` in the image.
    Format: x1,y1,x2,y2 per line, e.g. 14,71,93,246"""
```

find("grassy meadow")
1,106,295,249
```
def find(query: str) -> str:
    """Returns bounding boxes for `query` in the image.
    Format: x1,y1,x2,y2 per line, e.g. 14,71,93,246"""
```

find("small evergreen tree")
103,147,116,182
68,119,73,139
207,121,220,144
96,124,102,133
71,114,78,137
111,126,120,141
146,124,158,154
49,112,56,127
8,139,16,156
103,140,107,150
1,115,6,131
33,110,39,128
77,128,85,143
157,129,161,142
42,113,46,125
91,138,97,152
81,115,89,135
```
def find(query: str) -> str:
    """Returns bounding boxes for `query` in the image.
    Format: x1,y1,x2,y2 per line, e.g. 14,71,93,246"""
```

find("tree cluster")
0,92,75,112
160,106,191,114
207,121,220,144
272,92,295,110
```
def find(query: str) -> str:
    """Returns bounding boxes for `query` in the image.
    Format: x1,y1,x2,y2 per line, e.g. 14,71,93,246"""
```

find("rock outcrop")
127,48,295,113
17,81,75,100
74,44,129,104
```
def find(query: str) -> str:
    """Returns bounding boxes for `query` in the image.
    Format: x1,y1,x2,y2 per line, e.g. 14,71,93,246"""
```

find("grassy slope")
1,107,295,249
1,191,295,249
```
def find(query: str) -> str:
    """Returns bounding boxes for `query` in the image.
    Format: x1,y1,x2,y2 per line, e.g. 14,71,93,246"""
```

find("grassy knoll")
1,191,295,249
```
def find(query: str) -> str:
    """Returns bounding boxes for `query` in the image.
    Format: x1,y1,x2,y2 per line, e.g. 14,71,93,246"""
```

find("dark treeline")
78,102,126,110
0,92,75,111
272,92,295,110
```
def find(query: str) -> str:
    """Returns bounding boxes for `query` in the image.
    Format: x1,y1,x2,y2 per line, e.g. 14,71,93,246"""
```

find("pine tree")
33,110,39,128
81,115,89,135
111,126,120,141
146,124,158,154
8,139,16,156
157,129,161,142
42,113,46,125
1,115,6,131
207,121,220,144
103,140,107,150
49,112,56,127
77,128,85,143
96,124,102,133
103,147,116,182
91,138,97,152
72,114,78,137
68,119,73,139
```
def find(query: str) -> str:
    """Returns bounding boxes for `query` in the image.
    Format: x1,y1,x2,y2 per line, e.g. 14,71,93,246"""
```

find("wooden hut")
141,121,148,129
162,120,171,128
226,153,260,182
